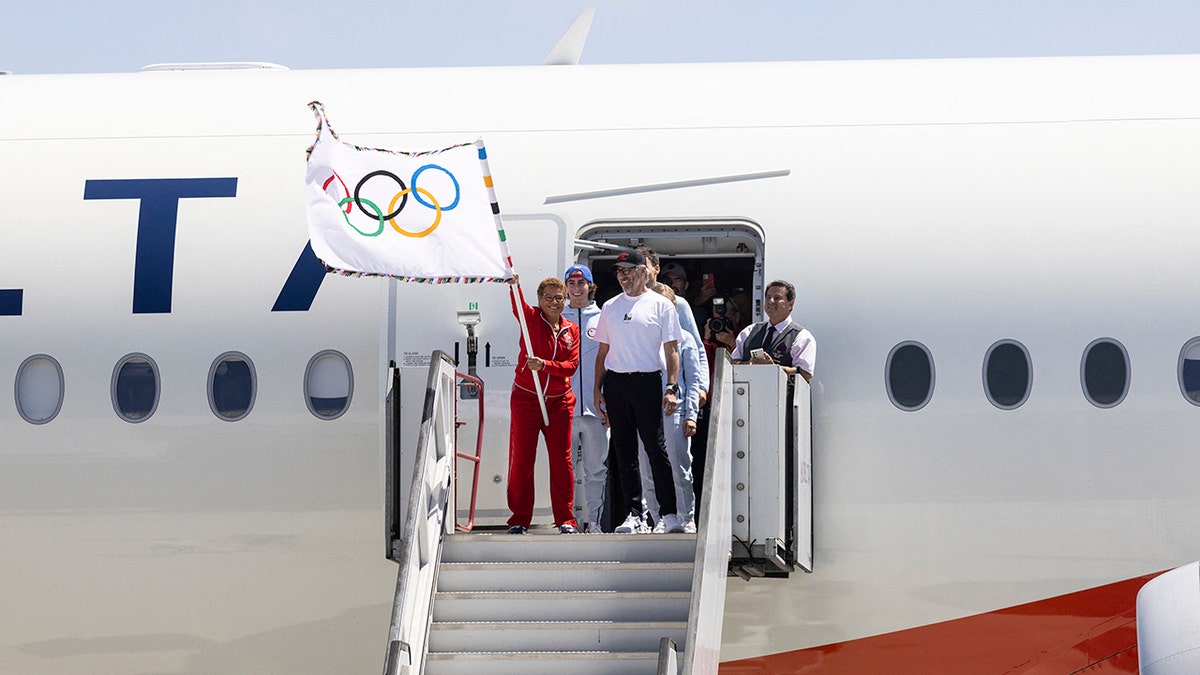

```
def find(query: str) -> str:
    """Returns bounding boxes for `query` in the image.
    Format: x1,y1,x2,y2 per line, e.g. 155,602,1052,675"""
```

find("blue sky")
4,0,1200,74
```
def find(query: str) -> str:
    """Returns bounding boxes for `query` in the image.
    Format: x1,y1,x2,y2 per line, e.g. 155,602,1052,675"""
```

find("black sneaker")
559,524,578,534
507,525,528,535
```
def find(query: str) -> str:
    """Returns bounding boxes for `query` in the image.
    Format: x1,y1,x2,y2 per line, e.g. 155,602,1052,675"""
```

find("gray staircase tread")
432,594,690,622
431,620,688,630
440,561,694,570
426,650,668,660
435,590,691,599
426,618,688,653
441,533,697,564
435,562,694,592
428,531,698,671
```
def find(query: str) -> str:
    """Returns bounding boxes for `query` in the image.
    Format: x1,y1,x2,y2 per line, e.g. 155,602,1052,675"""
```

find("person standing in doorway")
563,263,607,533
638,282,702,533
637,247,709,404
731,279,816,381
506,275,581,535
594,250,685,534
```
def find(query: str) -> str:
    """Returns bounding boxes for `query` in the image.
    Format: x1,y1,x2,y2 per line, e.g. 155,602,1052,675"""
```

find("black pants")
604,370,678,518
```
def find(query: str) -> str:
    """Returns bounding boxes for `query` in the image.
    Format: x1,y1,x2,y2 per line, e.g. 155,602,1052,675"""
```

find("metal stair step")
436,560,694,592
431,590,692,622
423,649,676,675
427,619,687,652
442,532,696,564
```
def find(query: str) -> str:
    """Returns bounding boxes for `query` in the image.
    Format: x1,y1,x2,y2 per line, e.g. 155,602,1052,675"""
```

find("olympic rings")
325,163,462,239
338,197,384,237
354,170,407,221
411,164,460,211
322,171,352,214
387,187,441,238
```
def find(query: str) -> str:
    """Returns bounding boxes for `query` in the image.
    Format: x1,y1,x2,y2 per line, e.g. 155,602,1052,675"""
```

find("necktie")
763,325,776,350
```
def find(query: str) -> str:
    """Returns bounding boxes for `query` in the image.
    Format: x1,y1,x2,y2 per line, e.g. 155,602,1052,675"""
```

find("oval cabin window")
112,354,160,422
208,352,256,421
886,341,934,411
1081,338,1129,408
1178,339,1200,405
984,340,1032,410
304,350,353,420
15,355,65,424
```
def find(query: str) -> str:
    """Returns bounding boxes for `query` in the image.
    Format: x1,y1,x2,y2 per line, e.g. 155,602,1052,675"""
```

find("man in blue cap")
564,263,608,532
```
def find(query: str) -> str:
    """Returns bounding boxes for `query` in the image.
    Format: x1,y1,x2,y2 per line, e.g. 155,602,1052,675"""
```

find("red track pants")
507,387,578,529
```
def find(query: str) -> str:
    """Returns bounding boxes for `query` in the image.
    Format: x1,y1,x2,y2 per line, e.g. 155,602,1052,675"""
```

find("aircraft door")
792,379,813,573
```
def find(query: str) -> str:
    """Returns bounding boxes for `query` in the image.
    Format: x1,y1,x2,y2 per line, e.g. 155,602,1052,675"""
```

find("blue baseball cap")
564,263,594,283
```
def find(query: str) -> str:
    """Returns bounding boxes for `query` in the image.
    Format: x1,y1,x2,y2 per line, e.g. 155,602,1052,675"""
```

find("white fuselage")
4,55,1200,673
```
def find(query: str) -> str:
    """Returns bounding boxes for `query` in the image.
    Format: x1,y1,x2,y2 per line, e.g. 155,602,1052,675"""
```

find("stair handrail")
382,351,458,675
453,370,485,532
658,637,680,674
679,350,735,675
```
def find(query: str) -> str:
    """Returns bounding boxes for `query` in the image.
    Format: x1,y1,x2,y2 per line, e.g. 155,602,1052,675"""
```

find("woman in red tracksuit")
506,275,580,534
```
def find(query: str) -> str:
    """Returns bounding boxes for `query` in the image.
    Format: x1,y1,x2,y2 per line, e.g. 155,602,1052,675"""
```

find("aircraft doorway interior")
575,219,765,341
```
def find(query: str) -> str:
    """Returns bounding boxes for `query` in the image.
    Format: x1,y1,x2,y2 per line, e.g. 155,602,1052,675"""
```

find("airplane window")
1178,339,1200,405
112,354,160,423
1082,338,1129,408
208,352,256,421
886,341,934,411
304,350,353,420
15,354,64,424
984,340,1032,410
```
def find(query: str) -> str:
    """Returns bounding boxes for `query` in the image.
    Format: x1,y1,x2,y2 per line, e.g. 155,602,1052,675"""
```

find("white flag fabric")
304,101,514,282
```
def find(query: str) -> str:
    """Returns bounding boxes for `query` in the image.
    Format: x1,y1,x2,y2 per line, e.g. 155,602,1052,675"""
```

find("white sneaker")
651,519,666,534
615,513,644,534
585,522,603,534
683,520,697,534
662,513,685,534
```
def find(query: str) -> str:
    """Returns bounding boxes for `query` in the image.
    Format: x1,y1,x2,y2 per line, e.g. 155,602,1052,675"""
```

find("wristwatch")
665,383,680,396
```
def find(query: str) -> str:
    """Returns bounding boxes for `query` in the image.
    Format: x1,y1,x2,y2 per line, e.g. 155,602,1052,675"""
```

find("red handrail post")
453,371,485,532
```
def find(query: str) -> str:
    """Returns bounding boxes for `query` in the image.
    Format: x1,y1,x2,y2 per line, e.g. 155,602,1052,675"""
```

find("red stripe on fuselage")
721,573,1160,674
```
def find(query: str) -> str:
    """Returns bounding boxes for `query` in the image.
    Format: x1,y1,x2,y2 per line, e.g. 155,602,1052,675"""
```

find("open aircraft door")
729,363,813,577
792,376,813,572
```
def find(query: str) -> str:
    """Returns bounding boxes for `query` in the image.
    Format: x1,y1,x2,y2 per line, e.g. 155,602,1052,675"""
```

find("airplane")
4,47,1200,674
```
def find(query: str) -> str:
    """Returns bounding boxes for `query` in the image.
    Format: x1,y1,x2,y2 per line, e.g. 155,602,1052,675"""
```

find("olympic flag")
304,101,514,282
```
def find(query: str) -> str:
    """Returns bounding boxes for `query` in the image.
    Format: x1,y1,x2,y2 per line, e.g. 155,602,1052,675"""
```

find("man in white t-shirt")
593,250,685,535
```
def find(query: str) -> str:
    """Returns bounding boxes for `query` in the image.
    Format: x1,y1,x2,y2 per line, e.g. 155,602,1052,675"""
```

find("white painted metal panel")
730,363,791,568
793,380,813,573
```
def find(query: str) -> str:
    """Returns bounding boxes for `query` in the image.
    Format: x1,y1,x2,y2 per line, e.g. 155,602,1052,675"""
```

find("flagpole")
477,139,550,428
509,282,551,428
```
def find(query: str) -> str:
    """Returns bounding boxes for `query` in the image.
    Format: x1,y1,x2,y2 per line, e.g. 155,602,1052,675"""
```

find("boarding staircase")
424,531,696,673
380,349,804,674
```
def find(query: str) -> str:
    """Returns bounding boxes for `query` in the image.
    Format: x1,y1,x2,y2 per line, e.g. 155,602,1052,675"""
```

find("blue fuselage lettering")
84,178,238,314
0,289,22,316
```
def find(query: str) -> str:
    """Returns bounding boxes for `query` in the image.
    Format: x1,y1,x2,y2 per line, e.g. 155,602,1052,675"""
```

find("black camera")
709,297,733,333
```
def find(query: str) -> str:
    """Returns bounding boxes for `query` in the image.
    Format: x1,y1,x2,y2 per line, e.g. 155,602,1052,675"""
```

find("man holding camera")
704,296,744,355
731,279,816,382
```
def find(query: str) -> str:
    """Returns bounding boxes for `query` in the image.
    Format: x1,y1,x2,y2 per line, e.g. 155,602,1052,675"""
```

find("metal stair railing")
452,370,484,532
672,350,734,675
382,351,459,675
